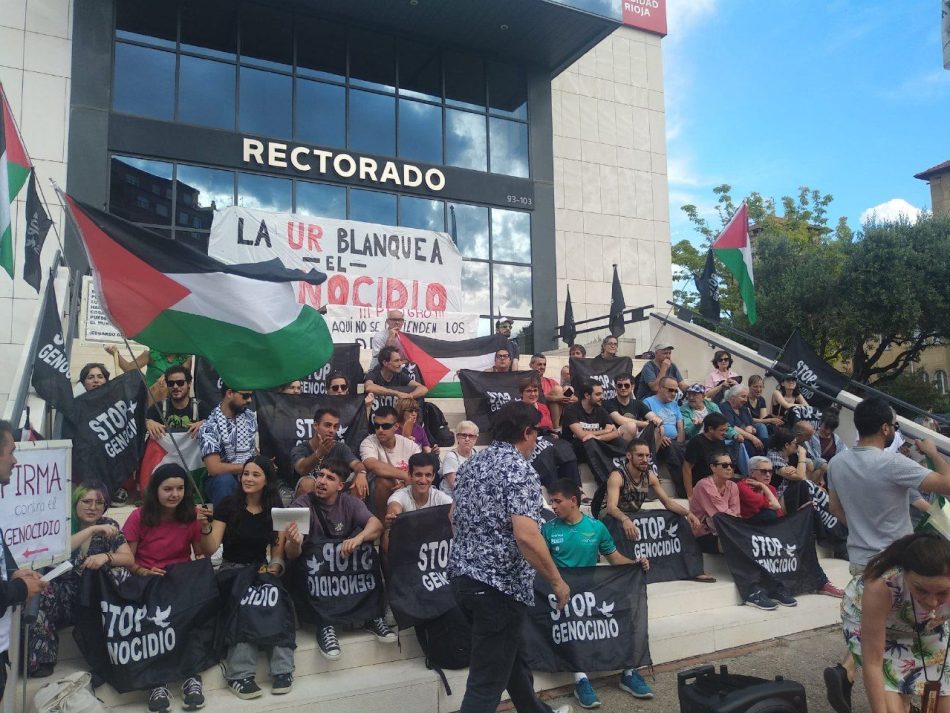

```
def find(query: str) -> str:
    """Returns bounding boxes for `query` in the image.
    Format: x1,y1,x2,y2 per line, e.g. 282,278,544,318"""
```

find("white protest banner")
208,206,463,314
325,306,478,346
81,275,123,343
0,440,71,567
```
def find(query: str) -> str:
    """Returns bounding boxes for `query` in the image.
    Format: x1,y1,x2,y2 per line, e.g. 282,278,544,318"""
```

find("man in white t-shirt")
360,406,422,520
382,454,452,552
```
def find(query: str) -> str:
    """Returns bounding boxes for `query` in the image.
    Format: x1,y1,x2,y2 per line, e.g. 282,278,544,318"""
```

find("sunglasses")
236,392,253,399
373,422,396,430
713,462,734,469
329,384,347,392
616,383,631,389
496,353,511,359
717,358,731,363
167,379,188,387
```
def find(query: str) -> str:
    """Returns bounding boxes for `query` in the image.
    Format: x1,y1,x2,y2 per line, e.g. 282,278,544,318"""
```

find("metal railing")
552,304,653,342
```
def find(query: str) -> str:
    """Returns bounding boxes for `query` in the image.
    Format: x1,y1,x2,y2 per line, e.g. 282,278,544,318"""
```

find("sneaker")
226,677,262,700
619,671,654,699
823,664,853,713
272,673,294,695
771,589,798,607
745,590,779,611
318,625,342,660
147,686,171,713
112,487,129,505
574,677,601,708
181,675,205,710
552,706,574,713
364,617,397,644
820,581,845,598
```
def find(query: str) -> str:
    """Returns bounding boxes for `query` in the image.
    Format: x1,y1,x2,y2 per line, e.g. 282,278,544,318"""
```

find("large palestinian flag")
398,332,508,397
64,195,333,389
712,202,756,324
1,84,32,279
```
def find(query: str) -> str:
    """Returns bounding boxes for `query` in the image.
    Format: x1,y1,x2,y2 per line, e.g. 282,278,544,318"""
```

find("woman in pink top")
689,452,740,554
704,350,741,402
519,377,553,429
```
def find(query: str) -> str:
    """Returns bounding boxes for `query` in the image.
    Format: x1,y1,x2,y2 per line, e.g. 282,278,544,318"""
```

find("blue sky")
663,0,950,251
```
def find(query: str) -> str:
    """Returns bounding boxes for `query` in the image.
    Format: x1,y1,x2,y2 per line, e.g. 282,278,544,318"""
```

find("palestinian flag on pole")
398,332,508,397
712,201,757,325
137,432,207,504
62,194,333,389
1,83,32,279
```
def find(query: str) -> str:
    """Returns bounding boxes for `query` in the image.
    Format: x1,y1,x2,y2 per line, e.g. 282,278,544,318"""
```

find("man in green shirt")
542,479,653,709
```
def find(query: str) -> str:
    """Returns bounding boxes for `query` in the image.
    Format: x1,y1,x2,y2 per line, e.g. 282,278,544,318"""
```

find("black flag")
299,343,365,396
608,265,626,337
68,371,148,496
775,330,849,409
192,357,223,408
570,356,633,402
605,511,704,584
520,565,651,673
31,279,74,414
23,172,52,292
291,538,384,626
694,249,720,323
458,369,539,435
560,286,577,346
216,566,296,651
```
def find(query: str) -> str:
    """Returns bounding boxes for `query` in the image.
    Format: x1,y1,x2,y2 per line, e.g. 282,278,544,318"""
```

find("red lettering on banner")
298,282,322,307
296,276,448,311
327,275,349,304
426,284,447,311
308,225,323,252
353,276,373,307
622,0,667,36
288,223,304,250
386,278,408,309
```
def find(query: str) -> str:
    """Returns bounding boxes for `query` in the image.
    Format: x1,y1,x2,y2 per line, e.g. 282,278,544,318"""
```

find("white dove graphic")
307,555,324,575
148,605,172,628
667,522,679,537
784,544,797,557
597,601,615,618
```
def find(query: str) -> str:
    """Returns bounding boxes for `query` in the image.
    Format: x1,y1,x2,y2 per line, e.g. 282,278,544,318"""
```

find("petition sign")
0,440,71,567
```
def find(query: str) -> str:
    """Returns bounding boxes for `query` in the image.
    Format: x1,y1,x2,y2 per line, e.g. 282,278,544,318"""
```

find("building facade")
0,0,671,408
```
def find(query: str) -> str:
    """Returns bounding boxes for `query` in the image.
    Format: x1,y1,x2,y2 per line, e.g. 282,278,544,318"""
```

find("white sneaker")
552,705,574,713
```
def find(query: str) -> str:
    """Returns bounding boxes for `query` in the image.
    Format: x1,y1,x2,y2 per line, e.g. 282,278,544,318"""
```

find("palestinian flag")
138,432,207,504
1,84,32,279
63,195,333,389
398,332,508,397
712,201,756,325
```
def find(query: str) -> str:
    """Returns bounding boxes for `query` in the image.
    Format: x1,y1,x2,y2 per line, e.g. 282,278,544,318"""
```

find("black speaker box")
678,664,807,713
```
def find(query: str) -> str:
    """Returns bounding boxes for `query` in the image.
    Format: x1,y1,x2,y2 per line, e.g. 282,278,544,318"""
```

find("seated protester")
747,375,784,432
682,413,731,499
440,421,478,497
327,370,374,410
77,361,110,393
720,385,766,455
145,365,210,440
771,373,808,421
359,406,422,520
561,381,621,476
519,377,553,430
28,480,135,678
485,347,514,373
522,378,583,490
383,454,453,552
809,407,847,469
286,461,393,659
560,366,573,391
643,376,687,497
395,397,436,454
704,350,741,403
529,354,572,428
636,343,688,399
767,427,810,512
122,464,207,712
197,457,296,699
606,373,663,443
681,383,733,440
277,381,301,395
689,454,740,556
198,384,257,507
793,420,825,484
568,344,587,359
598,335,620,360
291,407,368,500
542,479,653,707
364,346,428,407
495,318,520,369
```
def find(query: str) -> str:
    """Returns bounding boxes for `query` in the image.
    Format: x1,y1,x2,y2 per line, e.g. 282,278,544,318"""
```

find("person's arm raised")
512,514,570,608
914,440,950,494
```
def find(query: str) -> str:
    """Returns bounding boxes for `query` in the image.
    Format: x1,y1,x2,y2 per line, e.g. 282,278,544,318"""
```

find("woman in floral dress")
842,532,950,713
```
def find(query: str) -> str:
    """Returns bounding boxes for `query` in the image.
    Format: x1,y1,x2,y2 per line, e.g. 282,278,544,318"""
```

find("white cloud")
860,198,922,224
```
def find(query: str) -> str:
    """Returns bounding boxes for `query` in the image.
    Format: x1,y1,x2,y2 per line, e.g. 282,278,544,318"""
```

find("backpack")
415,606,472,694
423,402,455,448
158,397,201,423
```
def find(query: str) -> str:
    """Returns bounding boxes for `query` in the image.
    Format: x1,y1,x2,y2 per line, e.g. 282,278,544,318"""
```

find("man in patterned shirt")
199,384,258,507
448,401,571,713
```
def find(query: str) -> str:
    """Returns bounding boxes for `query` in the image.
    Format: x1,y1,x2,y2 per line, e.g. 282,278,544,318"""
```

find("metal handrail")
552,304,653,339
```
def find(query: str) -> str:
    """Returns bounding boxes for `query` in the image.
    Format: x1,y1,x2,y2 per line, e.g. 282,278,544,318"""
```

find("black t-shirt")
146,398,211,431
213,495,276,565
684,433,728,482
365,365,414,388
605,396,650,421
561,403,612,444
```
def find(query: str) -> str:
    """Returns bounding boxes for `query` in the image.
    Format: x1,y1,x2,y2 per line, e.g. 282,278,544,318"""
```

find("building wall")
552,25,671,353
930,173,950,216
0,0,73,410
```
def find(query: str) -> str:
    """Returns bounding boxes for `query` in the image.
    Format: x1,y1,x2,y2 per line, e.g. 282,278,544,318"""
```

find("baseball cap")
686,383,706,394
781,373,798,381
497,318,513,327
654,342,675,351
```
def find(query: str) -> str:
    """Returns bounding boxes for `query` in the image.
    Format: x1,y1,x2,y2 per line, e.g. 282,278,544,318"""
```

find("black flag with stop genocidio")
31,279,73,415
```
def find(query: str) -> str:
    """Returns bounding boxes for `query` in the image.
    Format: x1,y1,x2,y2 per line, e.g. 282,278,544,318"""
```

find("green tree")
871,372,950,416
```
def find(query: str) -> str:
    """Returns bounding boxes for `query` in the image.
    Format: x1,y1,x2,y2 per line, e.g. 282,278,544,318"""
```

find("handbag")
31,671,104,713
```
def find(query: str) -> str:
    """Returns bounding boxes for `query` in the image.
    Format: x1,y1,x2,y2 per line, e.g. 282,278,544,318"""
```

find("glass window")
296,17,346,82
492,263,532,318
175,165,234,230
475,317,493,337
238,172,292,212
461,261,490,315
445,109,487,172
937,370,949,395
240,67,292,137
398,99,442,164
487,62,527,120
349,30,394,92
109,156,173,225
113,44,175,120
399,196,444,231
449,203,489,259
115,3,176,48
444,51,485,110
296,79,345,147
491,208,531,263
240,4,292,71
399,42,440,102
489,118,529,178
296,182,346,219
179,55,236,129
349,189,396,226
349,90,395,156
181,0,237,60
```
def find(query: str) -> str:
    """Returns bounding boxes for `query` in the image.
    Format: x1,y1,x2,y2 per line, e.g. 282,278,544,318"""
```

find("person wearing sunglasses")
704,350,741,403
359,406,422,520
326,371,375,410
145,365,210,442
440,421,479,497
688,455,740,556
198,383,258,507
